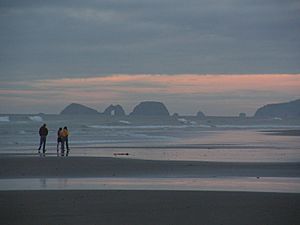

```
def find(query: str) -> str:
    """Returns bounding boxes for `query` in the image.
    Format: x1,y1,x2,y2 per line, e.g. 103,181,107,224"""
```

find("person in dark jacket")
38,124,48,155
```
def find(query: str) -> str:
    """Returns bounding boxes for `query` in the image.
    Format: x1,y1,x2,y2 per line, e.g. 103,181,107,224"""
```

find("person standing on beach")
63,126,70,156
60,127,70,156
38,124,48,155
60,128,66,156
56,127,62,156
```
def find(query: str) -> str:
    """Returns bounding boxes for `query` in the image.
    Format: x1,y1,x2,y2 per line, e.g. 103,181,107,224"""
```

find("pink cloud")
3,74,300,96
1,74,299,114
2,74,299,97
32,74,300,93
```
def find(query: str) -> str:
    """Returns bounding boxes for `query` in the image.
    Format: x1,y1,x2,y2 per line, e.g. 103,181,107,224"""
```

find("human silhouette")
61,126,70,156
60,126,70,156
38,124,48,155
57,127,62,156
60,128,66,156
64,126,70,153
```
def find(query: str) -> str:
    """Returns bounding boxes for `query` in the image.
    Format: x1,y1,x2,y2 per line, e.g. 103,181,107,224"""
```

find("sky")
0,0,300,115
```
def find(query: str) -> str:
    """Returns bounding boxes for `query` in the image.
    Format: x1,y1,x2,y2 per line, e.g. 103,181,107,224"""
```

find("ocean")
1,114,300,162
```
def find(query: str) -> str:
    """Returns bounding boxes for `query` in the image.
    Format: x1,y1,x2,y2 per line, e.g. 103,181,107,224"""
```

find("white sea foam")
177,118,188,124
28,116,43,122
71,140,127,144
119,120,131,124
216,124,300,129
177,118,199,126
127,133,175,140
0,116,10,122
198,124,214,128
88,125,191,129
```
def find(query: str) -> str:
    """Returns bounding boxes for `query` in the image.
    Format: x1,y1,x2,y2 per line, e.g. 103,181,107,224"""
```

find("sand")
1,156,300,178
262,129,300,136
1,156,300,225
1,190,300,225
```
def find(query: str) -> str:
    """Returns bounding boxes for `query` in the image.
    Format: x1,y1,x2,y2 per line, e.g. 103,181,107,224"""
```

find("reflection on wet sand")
2,177,300,193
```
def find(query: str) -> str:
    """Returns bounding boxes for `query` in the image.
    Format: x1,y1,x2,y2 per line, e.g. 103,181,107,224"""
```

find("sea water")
0,114,300,162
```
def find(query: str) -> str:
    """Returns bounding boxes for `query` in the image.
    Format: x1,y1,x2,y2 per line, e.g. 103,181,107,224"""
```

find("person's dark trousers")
38,136,47,153
65,137,70,156
61,139,65,156
66,137,69,150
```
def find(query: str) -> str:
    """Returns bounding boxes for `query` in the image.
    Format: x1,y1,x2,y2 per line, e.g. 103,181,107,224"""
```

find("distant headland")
254,99,300,118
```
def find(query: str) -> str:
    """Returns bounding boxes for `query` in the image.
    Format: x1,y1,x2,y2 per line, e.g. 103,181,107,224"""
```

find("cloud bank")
0,0,299,80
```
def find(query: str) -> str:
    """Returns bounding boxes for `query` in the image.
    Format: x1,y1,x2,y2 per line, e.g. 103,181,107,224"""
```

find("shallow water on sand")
2,128,300,162
1,116,300,193
1,177,300,193
1,115,300,162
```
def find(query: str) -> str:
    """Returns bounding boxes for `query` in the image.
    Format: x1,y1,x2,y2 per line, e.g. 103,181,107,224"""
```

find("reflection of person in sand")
40,178,47,189
38,124,48,155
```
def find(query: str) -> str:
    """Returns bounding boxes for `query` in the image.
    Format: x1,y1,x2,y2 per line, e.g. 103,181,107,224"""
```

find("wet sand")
0,156,300,178
1,190,300,225
262,129,300,136
1,156,300,224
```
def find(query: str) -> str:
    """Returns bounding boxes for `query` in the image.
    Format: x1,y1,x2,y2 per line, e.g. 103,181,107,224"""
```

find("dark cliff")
254,99,300,118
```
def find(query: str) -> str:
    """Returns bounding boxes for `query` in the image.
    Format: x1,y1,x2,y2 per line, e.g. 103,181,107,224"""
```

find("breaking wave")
0,116,10,122
28,116,43,122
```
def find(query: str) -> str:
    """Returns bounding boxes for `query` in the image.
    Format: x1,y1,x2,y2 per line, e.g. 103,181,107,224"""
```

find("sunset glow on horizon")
1,74,300,116
37,74,300,93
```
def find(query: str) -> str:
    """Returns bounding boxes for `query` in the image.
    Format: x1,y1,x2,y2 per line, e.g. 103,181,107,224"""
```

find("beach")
1,156,300,225
1,190,300,225
1,124,300,224
1,156,300,178
1,0,300,222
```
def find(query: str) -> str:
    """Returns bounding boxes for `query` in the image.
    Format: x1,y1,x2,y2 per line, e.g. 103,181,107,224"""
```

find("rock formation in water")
196,111,206,118
172,113,179,118
130,101,170,116
254,99,300,118
60,103,99,115
103,104,126,116
239,113,246,118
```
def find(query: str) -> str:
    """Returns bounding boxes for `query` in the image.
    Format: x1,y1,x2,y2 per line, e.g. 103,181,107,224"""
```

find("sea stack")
130,101,170,116
103,104,126,116
60,103,99,115
196,111,206,118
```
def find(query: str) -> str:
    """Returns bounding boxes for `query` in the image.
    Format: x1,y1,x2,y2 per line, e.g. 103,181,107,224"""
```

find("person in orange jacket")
60,126,70,156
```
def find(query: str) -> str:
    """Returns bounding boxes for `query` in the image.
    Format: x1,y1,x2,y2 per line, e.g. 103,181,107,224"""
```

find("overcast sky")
0,0,299,115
